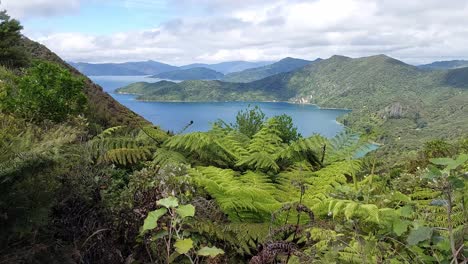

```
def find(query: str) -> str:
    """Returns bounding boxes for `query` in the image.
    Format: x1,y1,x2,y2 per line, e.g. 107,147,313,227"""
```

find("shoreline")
114,92,352,111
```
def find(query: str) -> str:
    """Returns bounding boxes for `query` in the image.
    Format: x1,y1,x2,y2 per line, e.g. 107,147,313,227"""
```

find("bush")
4,61,87,122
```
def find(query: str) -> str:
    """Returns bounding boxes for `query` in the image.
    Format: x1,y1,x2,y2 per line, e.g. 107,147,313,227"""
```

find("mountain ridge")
223,57,318,83
151,67,224,80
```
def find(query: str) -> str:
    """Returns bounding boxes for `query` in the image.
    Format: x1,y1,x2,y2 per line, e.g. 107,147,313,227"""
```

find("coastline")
114,92,352,111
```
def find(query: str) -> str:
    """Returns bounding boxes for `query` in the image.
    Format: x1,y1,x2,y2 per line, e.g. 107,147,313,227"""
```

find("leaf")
151,230,168,240
197,246,225,257
393,220,410,236
174,238,193,254
448,176,465,189
430,158,454,166
142,208,167,232
157,196,179,208
407,226,432,245
344,202,358,220
176,204,195,218
398,205,413,217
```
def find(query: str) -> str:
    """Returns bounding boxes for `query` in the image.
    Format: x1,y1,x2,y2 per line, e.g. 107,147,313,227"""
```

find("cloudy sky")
2,0,468,65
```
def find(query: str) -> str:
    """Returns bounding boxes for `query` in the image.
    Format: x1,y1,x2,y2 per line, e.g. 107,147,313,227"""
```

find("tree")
0,10,29,68
232,105,266,138
7,61,87,122
275,114,301,143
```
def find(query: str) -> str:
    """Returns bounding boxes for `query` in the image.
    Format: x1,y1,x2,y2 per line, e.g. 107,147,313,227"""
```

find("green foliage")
275,114,301,143
141,196,224,263
0,10,29,68
89,125,168,166
2,61,87,122
232,105,266,138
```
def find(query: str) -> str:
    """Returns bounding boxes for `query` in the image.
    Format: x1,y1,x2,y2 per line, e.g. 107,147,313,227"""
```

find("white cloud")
22,0,468,64
1,0,81,18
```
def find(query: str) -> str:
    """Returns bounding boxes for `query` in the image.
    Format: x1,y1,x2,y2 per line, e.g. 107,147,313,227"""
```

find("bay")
89,75,350,137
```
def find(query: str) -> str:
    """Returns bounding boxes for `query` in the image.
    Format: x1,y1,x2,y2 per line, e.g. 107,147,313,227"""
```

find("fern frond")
98,147,151,165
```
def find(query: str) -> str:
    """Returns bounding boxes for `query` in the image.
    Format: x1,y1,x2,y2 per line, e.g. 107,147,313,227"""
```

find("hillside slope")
223,57,317,82
151,67,224,80
21,37,147,127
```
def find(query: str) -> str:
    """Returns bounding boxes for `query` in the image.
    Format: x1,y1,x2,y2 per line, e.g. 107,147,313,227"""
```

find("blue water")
89,76,350,137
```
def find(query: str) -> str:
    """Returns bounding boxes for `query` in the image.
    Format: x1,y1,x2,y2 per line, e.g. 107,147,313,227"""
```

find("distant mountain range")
117,54,468,159
69,61,178,76
180,61,273,74
69,60,273,76
418,60,468,70
223,57,320,83
151,67,224,80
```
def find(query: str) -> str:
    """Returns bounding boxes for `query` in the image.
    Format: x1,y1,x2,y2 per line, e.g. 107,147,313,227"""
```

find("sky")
2,0,468,65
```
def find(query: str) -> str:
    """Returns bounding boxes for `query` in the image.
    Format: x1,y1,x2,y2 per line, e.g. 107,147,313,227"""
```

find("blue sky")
19,1,174,34
2,0,468,64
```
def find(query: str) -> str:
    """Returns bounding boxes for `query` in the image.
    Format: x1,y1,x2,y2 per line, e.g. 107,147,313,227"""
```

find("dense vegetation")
223,57,317,83
1,10,467,264
151,67,224,80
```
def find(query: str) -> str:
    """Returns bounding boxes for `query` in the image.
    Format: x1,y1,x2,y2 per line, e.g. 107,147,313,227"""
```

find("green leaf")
344,202,358,220
176,204,195,218
430,158,453,166
197,246,225,257
142,208,167,232
157,196,179,208
174,238,193,254
448,176,465,189
393,220,410,236
398,205,413,218
151,230,168,240
407,226,432,245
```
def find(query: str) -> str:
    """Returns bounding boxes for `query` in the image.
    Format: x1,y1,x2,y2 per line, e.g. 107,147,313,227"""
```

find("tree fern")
190,166,282,222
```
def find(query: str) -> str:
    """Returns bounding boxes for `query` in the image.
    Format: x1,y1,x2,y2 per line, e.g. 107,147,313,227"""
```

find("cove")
90,76,350,138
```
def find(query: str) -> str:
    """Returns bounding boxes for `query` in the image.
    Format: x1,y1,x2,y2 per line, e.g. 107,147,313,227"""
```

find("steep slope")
69,60,178,76
179,61,273,74
151,67,224,80
418,60,468,70
20,37,147,127
223,57,317,83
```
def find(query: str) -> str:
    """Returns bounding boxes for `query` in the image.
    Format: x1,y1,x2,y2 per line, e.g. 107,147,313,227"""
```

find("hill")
20,38,147,127
223,57,317,82
179,60,273,74
118,54,468,159
418,59,468,70
69,60,178,76
151,67,224,80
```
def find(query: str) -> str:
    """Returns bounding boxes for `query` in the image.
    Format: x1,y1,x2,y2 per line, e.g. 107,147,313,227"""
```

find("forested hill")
69,60,178,76
118,54,468,157
151,67,224,80
20,37,147,127
418,59,468,70
223,57,318,83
